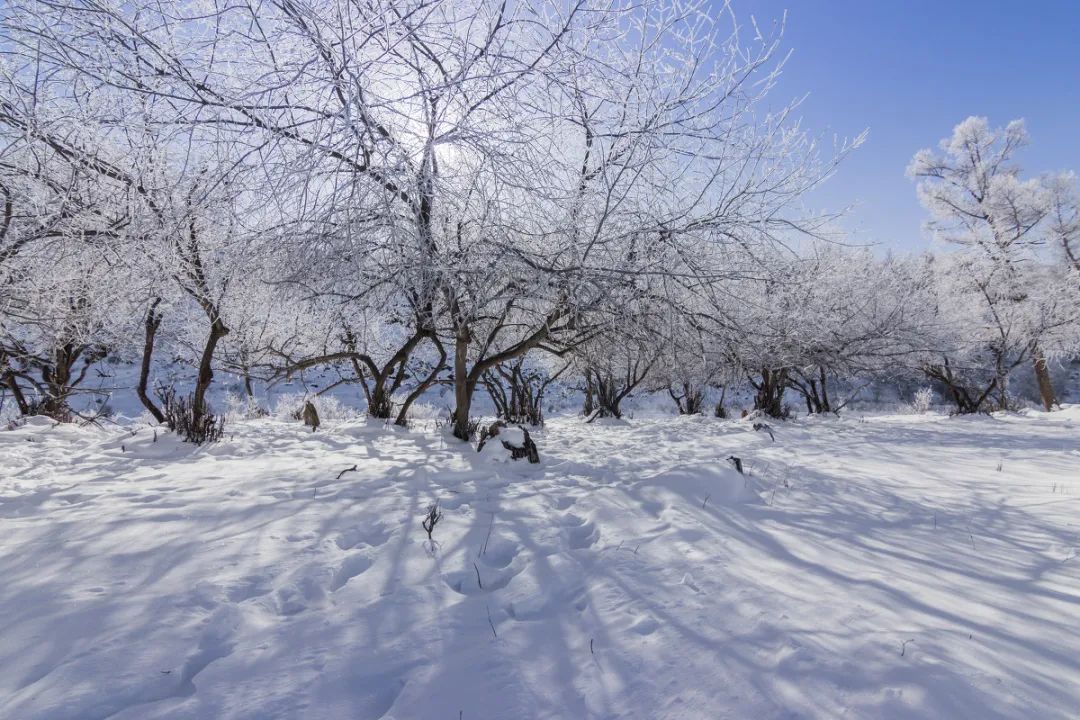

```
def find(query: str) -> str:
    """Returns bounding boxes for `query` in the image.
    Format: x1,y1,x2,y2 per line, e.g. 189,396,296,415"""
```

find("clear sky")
736,0,1080,250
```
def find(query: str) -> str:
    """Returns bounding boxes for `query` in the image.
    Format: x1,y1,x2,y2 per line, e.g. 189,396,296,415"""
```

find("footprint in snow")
549,495,576,511
679,573,700,592
329,554,373,592
629,615,660,636
477,540,517,569
561,513,599,549
224,575,273,603
333,523,392,550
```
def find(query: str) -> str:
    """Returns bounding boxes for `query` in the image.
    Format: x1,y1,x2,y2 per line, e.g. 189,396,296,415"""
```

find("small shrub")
445,411,483,441
421,502,443,553
912,387,934,414
156,386,225,444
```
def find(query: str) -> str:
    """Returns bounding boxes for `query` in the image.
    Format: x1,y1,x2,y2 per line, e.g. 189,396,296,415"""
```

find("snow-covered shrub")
477,424,540,463
224,393,269,422
400,402,445,422
912,387,934,414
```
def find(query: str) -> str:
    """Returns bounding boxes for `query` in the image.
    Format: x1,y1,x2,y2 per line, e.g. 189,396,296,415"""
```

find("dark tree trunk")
2,368,29,416
137,299,166,423
1,350,30,416
193,317,228,423
592,372,623,418
40,342,81,420
343,327,432,421
819,367,831,413
787,367,832,415
923,358,997,414
482,359,556,426
582,371,596,416
714,385,728,418
752,368,789,419
669,382,705,415
452,329,474,440
394,337,447,427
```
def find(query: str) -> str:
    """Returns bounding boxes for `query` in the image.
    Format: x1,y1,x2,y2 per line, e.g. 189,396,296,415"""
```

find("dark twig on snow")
478,512,495,558
422,503,443,542
753,422,775,441
336,464,358,480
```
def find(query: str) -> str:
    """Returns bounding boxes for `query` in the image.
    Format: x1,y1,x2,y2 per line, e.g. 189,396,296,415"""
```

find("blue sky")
737,0,1080,250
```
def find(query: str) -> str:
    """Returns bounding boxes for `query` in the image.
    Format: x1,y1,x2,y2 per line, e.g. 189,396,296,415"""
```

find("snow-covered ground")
1,408,1078,719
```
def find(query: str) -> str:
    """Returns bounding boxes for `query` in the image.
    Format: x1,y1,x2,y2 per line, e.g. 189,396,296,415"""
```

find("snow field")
1,409,1078,719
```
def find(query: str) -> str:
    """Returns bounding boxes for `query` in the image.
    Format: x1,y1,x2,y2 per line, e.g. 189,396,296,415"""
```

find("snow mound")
634,463,764,507
476,424,540,464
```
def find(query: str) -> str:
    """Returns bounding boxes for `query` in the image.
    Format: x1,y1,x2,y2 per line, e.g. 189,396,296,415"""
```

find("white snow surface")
1,409,1078,719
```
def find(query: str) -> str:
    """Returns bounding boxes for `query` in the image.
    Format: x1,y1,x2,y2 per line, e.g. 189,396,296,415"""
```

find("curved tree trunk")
137,299,166,423
193,317,228,423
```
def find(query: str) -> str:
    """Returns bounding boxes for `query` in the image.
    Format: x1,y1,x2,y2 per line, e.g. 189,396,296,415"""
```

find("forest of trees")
1,0,1079,442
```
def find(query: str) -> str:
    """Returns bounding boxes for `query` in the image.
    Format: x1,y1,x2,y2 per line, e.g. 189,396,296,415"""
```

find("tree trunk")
669,382,705,415
2,370,29,416
394,339,447,426
923,358,996,414
582,371,596,416
137,299,166,423
452,329,474,440
40,343,78,420
193,317,228,422
1,350,30,416
714,385,728,418
1032,346,1058,412
753,368,789,419
818,367,831,413
594,372,623,418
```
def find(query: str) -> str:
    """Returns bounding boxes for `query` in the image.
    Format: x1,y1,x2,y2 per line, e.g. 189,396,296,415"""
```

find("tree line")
0,0,1077,441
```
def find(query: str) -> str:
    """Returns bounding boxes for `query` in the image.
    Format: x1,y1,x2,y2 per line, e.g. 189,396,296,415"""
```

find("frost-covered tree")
910,117,1080,411
0,0,866,434
1046,173,1080,272
0,59,140,419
